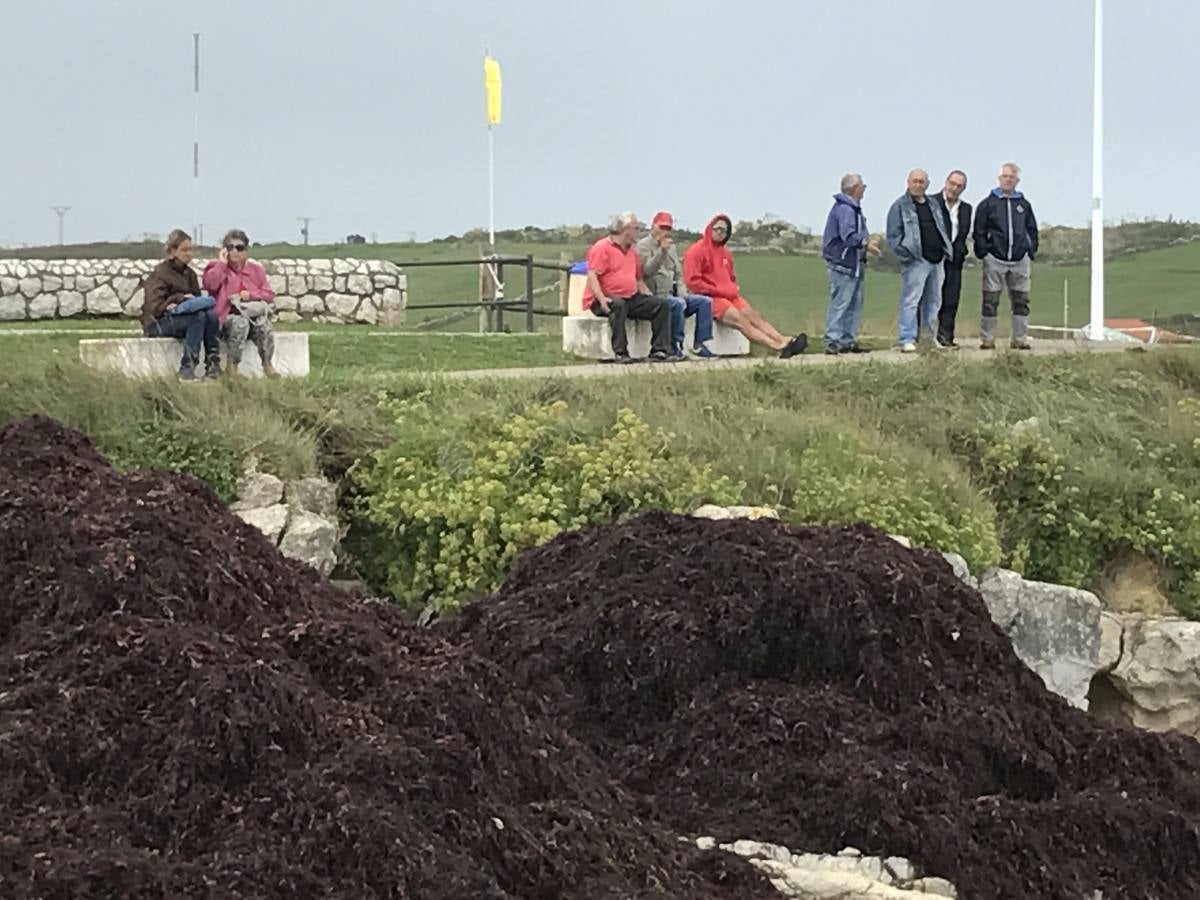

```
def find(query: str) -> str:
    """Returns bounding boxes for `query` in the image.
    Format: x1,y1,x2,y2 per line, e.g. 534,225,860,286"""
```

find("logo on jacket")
1016,205,1025,213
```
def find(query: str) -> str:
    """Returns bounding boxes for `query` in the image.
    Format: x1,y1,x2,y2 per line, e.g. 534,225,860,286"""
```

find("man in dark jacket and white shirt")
932,170,972,348
973,162,1039,350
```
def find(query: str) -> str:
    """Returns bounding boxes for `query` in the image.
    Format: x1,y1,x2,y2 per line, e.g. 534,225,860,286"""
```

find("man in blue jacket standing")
821,173,879,354
886,169,953,352
973,162,1039,350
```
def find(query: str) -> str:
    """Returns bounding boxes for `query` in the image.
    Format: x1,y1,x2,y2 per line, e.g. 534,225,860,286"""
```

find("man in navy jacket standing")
821,173,879,354
973,162,1039,350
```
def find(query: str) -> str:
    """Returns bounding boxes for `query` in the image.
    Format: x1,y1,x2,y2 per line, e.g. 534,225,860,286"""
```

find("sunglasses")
226,243,247,252
712,225,729,233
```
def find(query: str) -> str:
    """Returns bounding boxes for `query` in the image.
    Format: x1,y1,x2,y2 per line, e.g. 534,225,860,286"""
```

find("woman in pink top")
201,228,278,376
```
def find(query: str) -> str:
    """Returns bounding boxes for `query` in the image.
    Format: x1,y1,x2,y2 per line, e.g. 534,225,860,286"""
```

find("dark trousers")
938,262,964,344
145,309,221,373
591,293,671,357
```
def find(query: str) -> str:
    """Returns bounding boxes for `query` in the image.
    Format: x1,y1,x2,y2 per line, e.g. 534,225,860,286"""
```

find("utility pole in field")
50,206,70,245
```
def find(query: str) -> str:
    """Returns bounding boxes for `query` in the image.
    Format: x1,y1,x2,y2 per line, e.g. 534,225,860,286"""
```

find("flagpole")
1088,0,1105,340
488,123,495,248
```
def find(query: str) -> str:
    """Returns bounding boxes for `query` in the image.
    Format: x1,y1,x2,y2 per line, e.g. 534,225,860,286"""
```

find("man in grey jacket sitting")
636,211,715,359
886,169,953,352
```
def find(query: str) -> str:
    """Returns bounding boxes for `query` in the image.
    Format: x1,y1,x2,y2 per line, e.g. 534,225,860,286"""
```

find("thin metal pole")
525,254,535,332
193,33,200,238
1063,279,1070,339
495,261,505,332
488,125,496,248
1088,0,1105,340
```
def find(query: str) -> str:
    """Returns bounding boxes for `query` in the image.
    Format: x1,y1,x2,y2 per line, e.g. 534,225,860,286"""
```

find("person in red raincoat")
683,213,808,358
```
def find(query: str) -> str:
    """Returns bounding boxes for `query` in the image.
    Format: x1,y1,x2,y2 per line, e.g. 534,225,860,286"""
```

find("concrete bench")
78,333,310,378
562,314,750,360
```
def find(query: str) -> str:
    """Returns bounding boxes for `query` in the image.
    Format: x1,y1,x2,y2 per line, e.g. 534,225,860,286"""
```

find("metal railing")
393,254,572,332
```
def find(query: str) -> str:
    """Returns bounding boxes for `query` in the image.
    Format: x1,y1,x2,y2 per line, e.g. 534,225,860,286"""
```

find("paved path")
434,339,1136,381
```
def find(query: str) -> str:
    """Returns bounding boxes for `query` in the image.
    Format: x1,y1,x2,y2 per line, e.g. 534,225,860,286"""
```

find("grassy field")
6,237,1197,337
0,321,580,378
256,238,1200,338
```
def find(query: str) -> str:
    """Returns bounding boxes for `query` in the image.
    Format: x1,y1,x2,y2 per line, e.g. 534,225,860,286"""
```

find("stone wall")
0,258,406,326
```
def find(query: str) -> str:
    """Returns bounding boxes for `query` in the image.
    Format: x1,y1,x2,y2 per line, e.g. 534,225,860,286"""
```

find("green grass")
255,240,582,332
7,235,1197,337
0,326,579,379
732,242,1200,339
260,238,1200,337
306,332,577,376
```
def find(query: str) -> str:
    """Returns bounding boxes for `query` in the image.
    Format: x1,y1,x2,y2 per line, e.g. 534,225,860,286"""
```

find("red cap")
651,211,674,229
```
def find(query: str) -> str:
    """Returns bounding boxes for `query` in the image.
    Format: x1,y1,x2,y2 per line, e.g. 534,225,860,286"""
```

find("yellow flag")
484,56,502,126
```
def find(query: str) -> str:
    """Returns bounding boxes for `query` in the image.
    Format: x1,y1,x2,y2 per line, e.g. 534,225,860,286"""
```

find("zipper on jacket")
1006,198,1014,261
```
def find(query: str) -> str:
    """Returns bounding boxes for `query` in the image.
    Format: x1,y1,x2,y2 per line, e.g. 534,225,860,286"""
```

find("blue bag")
169,295,216,315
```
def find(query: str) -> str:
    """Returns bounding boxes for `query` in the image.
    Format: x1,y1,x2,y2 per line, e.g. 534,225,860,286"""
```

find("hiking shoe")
779,333,809,359
649,350,674,363
980,340,996,350
691,344,717,359
178,368,198,382
611,353,634,364
204,364,222,380
1010,339,1033,351
824,345,841,356
898,342,918,354
846,343,871,354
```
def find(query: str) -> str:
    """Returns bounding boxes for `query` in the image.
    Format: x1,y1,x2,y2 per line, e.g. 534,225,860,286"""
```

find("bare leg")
722,307,787,351
742,306,786,345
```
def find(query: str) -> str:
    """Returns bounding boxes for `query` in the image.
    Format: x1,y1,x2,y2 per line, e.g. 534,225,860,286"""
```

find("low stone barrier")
79,333,309,378
562,314,750,359
0,257,406,325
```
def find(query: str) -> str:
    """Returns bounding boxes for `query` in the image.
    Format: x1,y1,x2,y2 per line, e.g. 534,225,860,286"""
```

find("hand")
658,233,673,250
866,238,881,257
596,296,610,313
165,302,178,312
239,289,251,301
218,247,228,263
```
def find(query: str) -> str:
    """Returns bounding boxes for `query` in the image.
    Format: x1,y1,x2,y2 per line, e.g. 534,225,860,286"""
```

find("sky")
2,0,1196,246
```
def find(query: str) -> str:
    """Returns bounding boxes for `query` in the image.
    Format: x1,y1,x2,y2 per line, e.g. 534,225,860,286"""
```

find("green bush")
952,420,1200,614
777,426,1003,573
348,398,743,612
100,420,240,502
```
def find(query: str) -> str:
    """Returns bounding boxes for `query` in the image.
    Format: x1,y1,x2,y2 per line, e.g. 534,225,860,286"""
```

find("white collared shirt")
944,197,961,243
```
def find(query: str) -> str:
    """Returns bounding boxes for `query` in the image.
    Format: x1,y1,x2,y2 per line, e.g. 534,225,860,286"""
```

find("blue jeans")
823,266,865,350
897,259,944,344
144,301,220,374
666,294,714,351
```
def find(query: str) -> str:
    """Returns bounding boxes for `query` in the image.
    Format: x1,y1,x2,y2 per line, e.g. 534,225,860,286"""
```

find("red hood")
683,213,739,300
700,213,733,248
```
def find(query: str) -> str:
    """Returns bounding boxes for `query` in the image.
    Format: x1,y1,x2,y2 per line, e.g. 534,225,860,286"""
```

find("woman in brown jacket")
141,229,221,379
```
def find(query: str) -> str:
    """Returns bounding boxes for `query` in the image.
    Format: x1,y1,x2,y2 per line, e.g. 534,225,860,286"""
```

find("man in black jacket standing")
973,162,1039,350
932,170,972,348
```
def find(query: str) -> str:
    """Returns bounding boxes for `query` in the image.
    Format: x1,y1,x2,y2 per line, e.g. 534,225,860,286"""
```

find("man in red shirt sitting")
583,212,673,363
684,213,808,358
